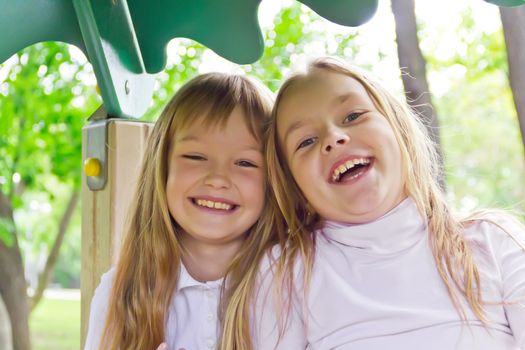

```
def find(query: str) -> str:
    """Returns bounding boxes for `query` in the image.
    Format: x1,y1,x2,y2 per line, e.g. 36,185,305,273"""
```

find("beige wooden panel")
81,119,153,347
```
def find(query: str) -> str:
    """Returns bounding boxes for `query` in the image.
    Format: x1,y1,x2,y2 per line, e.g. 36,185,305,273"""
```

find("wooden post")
81,119,153,347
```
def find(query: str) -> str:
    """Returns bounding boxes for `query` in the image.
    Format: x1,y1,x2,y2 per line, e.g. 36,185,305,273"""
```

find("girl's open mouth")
329,157,373,184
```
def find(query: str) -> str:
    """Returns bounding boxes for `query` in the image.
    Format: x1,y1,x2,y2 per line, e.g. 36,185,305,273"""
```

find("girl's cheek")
241,170,265,188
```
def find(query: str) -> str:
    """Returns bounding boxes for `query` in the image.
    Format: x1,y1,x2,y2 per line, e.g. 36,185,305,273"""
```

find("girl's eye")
296,137,317,151
344,112,364,124
236,160,258,168
182,154,206,161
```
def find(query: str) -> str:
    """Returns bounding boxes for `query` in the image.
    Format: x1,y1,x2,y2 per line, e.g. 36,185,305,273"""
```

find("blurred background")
0,0,524,348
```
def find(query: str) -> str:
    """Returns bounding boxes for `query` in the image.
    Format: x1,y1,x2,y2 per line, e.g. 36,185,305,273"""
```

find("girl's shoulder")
464,212,525,314
84,268,116,350
256,244,306,286
258,244,304,268
91,268,116,303
463,212,525,243
100,267,116,287
462,212,525,263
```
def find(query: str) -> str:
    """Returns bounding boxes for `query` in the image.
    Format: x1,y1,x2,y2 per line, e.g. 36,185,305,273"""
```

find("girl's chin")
322,201,395,224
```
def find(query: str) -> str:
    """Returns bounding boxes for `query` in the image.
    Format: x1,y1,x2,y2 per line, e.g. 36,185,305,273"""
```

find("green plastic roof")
0,0,523,118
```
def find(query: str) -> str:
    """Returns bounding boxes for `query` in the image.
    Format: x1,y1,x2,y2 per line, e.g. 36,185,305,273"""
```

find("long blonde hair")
266,57,496,329
99,72,276,350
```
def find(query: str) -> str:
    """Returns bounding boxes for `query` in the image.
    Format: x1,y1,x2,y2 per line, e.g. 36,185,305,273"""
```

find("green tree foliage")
0,42,99,256
1,43,99,193
419,7,525,212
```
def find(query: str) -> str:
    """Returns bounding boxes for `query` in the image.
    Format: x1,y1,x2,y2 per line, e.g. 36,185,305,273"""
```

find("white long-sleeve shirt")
84,264,222,350
253,198,525,349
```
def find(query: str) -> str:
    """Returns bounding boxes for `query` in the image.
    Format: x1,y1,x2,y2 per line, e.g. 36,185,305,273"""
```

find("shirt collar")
177,263,223,292
321,197,427,255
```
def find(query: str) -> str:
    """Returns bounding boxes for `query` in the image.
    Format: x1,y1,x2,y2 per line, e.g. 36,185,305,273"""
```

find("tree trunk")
500,6,525,157
0,293,13,350
0,191,30,350
30,189,79,311
391,0,446,190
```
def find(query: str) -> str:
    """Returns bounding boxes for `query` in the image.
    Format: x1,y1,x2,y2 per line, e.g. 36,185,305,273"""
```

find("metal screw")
125,80,130,95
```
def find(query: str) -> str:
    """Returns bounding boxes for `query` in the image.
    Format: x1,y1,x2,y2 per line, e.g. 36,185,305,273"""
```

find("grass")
30,297,80,350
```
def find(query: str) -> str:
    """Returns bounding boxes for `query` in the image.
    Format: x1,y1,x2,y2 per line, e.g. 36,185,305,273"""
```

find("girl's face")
166,106,265,249
276,70,406,224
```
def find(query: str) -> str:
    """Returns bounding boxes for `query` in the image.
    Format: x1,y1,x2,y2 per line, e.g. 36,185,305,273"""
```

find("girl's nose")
322,128,350,154
204,167,231,189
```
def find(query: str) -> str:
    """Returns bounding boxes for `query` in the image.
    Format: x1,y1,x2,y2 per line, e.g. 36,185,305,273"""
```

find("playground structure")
0,0,523,347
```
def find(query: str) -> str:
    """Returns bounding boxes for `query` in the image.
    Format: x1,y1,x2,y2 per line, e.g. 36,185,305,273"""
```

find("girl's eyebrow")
282,120,307,142
177,135,200,143
178,134,262,152
335,92,360,104
241,145,263,152
337,94,351,104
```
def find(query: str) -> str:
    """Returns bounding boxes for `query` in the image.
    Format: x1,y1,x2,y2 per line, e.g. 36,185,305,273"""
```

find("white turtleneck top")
252,198,525,349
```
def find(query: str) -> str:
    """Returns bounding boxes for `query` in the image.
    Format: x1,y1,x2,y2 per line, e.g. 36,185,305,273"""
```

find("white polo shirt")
84,264,222,350
252,198,525,349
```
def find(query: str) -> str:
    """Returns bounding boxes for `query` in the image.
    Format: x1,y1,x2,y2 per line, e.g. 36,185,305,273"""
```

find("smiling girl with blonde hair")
251,57,525,349
83,72,279,350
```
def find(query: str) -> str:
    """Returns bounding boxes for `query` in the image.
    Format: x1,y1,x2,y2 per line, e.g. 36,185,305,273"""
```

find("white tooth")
345,160,355,169
195,199,233,210
334,168,340,176
338,164,347,173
